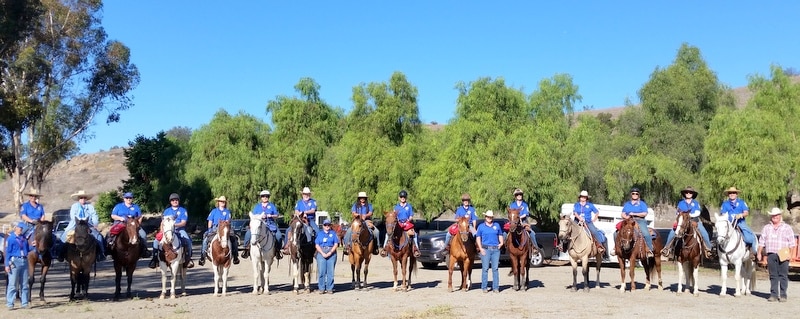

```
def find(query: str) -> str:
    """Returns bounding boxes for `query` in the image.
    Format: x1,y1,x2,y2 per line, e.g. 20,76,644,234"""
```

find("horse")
66,218,96,301
26,220,53,302
111,218,142,301
447,216,476,292
558,215,602,292
384,210,417,292
210,219,233,296
674,211,702,296
506,208,532,291
248,213,277,295
714,213,756,297
287,215,315,294
615,218,663,292
349,215,374,290
158,215,186,299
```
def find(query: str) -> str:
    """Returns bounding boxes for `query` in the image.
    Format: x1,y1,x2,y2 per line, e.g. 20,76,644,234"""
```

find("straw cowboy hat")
484,210,494,217
461,193,471,201
70,190,93,200
215,196,227,202
769,207,783,216
724,187,741,195
513,188,523,196
302,187,312,194
578,190,591,199
24,190,44,197
680,186,698,199
357,191,368,198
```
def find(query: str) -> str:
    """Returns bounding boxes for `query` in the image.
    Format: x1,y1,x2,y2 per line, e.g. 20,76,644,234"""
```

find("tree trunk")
11,129,27,210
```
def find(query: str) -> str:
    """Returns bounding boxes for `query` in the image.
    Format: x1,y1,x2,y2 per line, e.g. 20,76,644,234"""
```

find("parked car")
52,209,71,225
53,220,69,241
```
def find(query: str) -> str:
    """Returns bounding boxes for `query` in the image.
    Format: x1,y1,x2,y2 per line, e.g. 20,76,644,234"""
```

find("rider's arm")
89,207,99,229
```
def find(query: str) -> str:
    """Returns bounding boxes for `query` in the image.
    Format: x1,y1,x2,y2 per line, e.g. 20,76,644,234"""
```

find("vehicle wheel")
530,249,544,267
421,262,439,269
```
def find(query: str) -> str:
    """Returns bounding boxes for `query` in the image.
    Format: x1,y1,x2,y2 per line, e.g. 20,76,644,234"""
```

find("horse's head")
617,218,637,251
456,216,470,242
714,213,731,245
161,215,176,244
125,217,141,245
73,217,92,247
289,215,305,242
218,220,231,248
675,210,692,237
249,212,266,238
557,215,572,241
351,215,363,235
384,210,398,236
34,220,54,252
507,207,522,232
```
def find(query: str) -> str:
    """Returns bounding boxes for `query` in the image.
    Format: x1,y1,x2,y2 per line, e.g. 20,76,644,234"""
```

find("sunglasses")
323,224,331,227
631,193,640,195
170,199,179,202
260,195,270,198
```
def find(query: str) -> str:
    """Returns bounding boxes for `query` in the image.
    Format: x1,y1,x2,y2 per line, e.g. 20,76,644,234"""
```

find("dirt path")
2,248,798,318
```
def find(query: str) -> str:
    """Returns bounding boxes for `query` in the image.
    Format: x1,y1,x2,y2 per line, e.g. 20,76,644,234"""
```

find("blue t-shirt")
112,202,142,219
163,206,188,231
476,222,503,246
676,199,702,218
207,208,232,227
573,202,599,223
20,201,45,221
720,198,749,223
4,232,30,267
454,205,477,225
252,202,279,231
394,203,414,222
508,200,530,218
314,230,339,247
295,199,317,220
622,200,649,217
351,203,373,219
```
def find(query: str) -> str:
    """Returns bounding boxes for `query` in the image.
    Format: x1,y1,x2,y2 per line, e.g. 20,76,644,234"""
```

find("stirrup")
380,247,388,257
703,249,713,259
184,259,194,269
660,247,672,258
413,247,421,258
646,250,654,258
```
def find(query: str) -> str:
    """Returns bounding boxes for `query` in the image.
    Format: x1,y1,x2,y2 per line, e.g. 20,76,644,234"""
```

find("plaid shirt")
759,222,796,254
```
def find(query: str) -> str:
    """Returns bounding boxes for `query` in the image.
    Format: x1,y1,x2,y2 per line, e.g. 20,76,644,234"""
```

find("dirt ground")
1,246,799,319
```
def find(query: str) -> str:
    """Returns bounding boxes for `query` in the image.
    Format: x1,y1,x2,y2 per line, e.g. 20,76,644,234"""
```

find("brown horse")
674,211,702,296
287,215,315,294
558,215,602,292
447,216,476,292
111,218,142,301
384,210,417,292
210,219,232,296
615,218,663,292
349,215,374,290
67,218,96,301
506,208,532,291
26,221,53,302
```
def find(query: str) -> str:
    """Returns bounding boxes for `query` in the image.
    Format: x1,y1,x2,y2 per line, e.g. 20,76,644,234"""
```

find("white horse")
158,216,186,299
210,220,233,296
714,213,756,297
248,213,277,295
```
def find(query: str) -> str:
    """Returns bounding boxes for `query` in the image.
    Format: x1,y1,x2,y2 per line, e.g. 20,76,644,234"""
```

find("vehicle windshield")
56,221,69,231
231,219,247,230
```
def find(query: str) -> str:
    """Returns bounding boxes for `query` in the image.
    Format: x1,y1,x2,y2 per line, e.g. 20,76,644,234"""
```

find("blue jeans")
6,257,30,308
586,222,605,243
635,218,654,251
316,248,336,291
736,221,757,253
200,228,240,257
242,228,282,249
444,225,475,247
480,246,501,291
154,229,192,258
666,225,712,249
344,226,379,247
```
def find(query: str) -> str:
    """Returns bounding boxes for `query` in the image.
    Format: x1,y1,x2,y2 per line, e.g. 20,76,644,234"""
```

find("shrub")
95,190,122,223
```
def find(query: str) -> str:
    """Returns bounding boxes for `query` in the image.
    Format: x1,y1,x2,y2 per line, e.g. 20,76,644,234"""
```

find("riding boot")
140,240,151,258
183,255,194,268
660,238,675,258
241,244,250,259
372,243,379,255
343,245,350,255
380,243,389,258
57,244,66,262
96,245,105,262
198,252,206,266
149,249,160,269
232,253,240,265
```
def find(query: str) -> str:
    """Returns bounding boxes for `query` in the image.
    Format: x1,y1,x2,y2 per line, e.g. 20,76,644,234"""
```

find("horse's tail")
410,255,417,276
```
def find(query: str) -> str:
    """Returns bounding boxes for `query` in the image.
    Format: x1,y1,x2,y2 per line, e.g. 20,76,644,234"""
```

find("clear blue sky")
81,1,800,153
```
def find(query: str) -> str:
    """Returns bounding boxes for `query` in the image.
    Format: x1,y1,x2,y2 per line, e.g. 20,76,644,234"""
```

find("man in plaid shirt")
757,207,797,302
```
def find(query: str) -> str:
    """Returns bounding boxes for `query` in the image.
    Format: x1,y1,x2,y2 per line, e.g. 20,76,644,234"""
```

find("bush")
95,190,122,223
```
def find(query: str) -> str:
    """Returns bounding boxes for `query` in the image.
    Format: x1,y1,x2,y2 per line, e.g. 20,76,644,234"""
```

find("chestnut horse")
506,208,531,291
615,218,663,292
349,215,374,290
67,218,96,301
287,215,315,294
26,221,53,302
210,219,232,296
158,215,186,299
674,211,702,296
558,215,602,292
384,210,416,292
111,218,142,301
447,216,476,292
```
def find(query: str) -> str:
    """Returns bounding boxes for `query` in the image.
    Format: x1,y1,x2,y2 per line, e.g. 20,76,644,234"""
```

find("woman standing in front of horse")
5,222,31,309
243,190,283,259
661,187,713,259
572,190,607,259
757,207,796,302
720,187,757,255
620,188,654,257
381,190,421,258
444,193,477,253
476,210,504,293
199,196,240,266
19,191,46,241
150,193,194,269
508,188,540,255
315,219,339,294
343,191,379,255
58,191,105,262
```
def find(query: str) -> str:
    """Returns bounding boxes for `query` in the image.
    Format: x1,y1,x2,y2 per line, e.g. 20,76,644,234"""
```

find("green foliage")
122,131,188,213
94,189,121,223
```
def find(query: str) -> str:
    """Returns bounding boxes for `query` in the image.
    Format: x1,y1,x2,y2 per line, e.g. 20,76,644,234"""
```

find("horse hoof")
159,294,165,300
293,290,299,295
253,291,259,295
571,287,577,292
693,293,699,297
181,292,187,297
170,295,176,299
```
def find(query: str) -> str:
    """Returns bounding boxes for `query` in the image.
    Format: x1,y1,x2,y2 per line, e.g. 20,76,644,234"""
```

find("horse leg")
677,261,685,294
222,266,229,297
363,259,369,289
582,256,590,292
570,258,578,292
27,260,35,302
179,266,187,297
391,258,399,291
692,264,700,296
733,261,743,297
447,258,454,292
719,261,728,296
629,258,637,292
253,258,261,294
114,264,123,301
618,260,626,293
38,264,49,302
126,265,135,299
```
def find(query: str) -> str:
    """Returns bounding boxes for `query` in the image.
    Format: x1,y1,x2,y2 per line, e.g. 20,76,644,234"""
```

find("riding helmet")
398,190,408,198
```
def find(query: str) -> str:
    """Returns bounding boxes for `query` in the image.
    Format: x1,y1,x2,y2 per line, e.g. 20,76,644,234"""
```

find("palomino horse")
67,218,96,301
447,216,476,292
111,218,142,301
506,208,532,291
384,210,417,292
349,215,374,290
26,221,53,302
210,219,233,296
558,216,602,292
158,216,186,299
615,218,663,292
248,213,276,295
287,215,315,294
674,211,702,296
714,213,756,297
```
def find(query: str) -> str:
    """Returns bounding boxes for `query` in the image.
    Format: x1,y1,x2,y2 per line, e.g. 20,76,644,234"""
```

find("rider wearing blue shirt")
444,193,478,252
662,187,713,259
291,187,318,243
381,190,420,257
315,219,339,294
509,188,540,255
19,191,46,240
572,190,607,257
5,222,31,309
720,187,757,254
150,193,194,269
344,192,380,256
58,191,105,262
108,192,150,258
621,187,654,257
244,190,283,259
199,196,240,266
476,210,504,293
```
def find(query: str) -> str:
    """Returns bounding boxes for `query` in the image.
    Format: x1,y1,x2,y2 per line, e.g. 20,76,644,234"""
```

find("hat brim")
681,190,698,198
24,193,43,197
71,194,94,200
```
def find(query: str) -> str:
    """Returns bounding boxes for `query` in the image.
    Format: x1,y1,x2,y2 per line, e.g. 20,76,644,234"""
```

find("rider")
107,192,151,259
720,186,757,255
661,186,713,259
381,190,420,258
19,190,46,241
343,191,380,256
572,190,607,259
242,190,282,260
58,191,105,262
621,187,654,258
443,193,477,252
199,196,240,266
508,188,540,256
285,187,317,250
150,193,194,269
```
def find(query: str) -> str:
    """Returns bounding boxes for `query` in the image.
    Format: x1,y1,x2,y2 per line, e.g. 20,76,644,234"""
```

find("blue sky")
82,1,800,153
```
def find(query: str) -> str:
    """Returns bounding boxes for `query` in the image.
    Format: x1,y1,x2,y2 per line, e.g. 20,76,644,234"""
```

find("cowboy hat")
24,190,43,197
259,190,271,196
769,207,783,216
724,187,741,194
578,190,590,198
680,186,698,199
484,210,494,217
461,193,471,201
215,196,227,202
70,190,93,200
513,188,523,196
302,187,312,194
357,191,368,198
